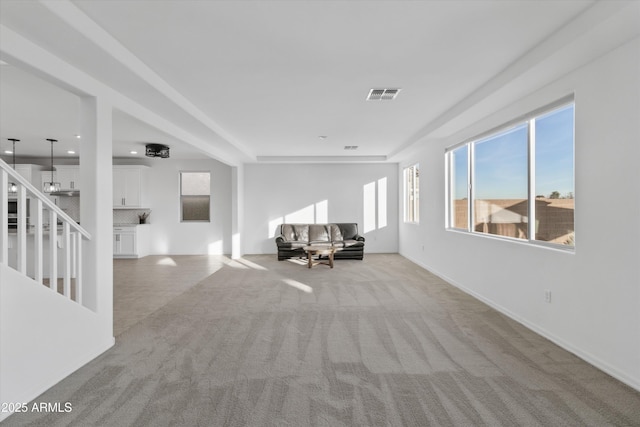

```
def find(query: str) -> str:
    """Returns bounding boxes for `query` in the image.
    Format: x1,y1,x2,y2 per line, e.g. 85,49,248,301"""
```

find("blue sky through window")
452,104,574,201
535,104,574,198
474,124,528,200
453,145,468,200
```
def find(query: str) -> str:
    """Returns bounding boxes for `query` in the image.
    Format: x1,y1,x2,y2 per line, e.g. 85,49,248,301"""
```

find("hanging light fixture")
43,138,61,193
145,143,170,158
7,138,19,194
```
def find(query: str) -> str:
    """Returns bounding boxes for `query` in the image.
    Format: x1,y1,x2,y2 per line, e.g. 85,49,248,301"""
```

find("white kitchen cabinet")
113,226,137,258
113,166,148,208
14,164,44,187
55,166,80,191
41,166,80,192
113,225,149,258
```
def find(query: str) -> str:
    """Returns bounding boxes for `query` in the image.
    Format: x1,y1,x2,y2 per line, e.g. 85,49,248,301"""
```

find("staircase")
1,158,114,422
1,158,90,302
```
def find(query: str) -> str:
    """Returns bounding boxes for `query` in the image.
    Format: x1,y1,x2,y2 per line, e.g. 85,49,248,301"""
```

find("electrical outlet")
544,290,552,303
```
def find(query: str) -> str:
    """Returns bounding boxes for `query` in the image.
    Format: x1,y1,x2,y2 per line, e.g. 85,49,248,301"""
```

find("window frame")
404,163,420,224
446,143,471,231
179,171,211,223
445,98,575,251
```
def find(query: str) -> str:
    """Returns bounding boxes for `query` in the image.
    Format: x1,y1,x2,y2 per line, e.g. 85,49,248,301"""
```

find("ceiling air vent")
344,145,358,150
367,88,401,101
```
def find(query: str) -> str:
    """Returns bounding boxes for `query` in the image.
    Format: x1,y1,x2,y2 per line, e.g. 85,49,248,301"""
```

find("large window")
404,163,419,223
447,102,574,248
180,172,211,222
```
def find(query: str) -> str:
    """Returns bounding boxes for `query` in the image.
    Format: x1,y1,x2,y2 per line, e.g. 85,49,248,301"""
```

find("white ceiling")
0,0,627,164
0,62,213,160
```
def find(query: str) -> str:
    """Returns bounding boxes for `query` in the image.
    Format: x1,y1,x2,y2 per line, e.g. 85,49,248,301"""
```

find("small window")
404,163,419,223
180,172,210,222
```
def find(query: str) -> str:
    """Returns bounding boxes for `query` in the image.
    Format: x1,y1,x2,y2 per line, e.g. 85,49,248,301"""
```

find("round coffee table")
303,245,337,268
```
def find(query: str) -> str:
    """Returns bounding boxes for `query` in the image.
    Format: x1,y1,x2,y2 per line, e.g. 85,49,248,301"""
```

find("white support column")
33,199,43,284
49,210,57,290
0,170,8,264
80,96,113,324
62,221,71,298
75,232,82,304
231,165,244,259
16,185,27,274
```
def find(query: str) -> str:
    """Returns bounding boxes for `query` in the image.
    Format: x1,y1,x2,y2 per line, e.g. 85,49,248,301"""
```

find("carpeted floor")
5,254,640,426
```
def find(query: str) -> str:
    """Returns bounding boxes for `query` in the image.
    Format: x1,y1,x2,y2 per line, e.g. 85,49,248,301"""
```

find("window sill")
445,228,575,254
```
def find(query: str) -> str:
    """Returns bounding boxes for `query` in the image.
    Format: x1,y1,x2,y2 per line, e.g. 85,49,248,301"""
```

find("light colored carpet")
5,254,640,426
113,255,227,336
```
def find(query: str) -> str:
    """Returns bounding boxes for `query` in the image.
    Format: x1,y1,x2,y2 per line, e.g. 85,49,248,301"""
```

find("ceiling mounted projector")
145,143,170,158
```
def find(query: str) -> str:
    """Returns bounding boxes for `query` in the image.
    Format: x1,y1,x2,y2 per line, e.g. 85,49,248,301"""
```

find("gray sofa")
275,223,365,261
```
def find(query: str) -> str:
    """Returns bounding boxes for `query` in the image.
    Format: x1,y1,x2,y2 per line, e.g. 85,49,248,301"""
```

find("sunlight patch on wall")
268,217,284,238
285,205,315,223
208,240,223,255
363,178,388,233
283,201,328,224
363,182,376,233
378,177,387,229
232,233,241,259
155,236,170,254
268,200,330,238
315,200,328,223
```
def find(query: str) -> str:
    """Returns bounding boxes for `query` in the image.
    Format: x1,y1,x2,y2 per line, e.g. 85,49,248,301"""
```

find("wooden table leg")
329,251,334,268
307,250,312,268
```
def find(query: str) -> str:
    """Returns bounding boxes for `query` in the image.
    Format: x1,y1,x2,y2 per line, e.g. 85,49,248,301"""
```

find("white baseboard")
400,252,640,393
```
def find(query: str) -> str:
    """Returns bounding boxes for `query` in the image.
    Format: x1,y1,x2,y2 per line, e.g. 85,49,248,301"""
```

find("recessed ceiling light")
318,135,328,140
130,151,138,155
75,134,81,139
67,150,75,154
4,150,13,154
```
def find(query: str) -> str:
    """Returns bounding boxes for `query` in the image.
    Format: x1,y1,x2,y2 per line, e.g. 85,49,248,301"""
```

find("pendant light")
7,138,19,194
43,138,61,193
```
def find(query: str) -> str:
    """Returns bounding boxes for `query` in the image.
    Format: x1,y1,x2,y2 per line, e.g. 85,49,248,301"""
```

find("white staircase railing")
1,159,91,307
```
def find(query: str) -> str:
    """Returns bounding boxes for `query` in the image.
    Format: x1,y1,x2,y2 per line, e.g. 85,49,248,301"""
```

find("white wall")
398,39,640,390
133,158,233,255
243,163,398,255
0,264,114,422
